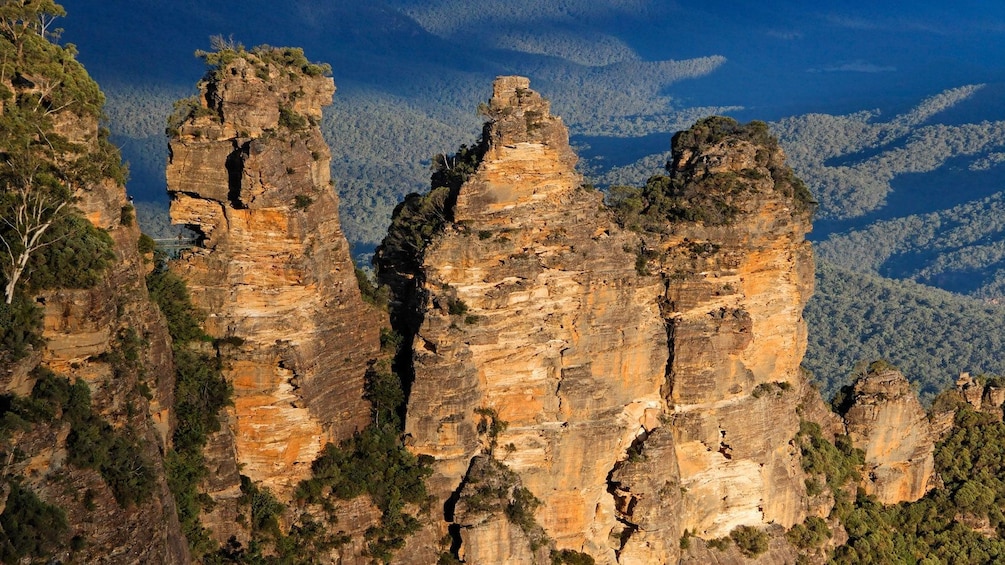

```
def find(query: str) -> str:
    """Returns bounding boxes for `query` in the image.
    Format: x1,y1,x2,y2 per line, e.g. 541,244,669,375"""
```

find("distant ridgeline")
8,4,1005,564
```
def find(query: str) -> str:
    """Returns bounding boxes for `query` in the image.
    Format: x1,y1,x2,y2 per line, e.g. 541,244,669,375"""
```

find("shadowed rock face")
166,51,382,510
842,364,935,504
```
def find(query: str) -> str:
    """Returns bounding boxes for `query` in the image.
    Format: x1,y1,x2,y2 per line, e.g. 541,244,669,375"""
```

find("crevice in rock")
447,523,463,560
659,309,677,403
605,431,652,554
225,142,248,210
375,136,487,411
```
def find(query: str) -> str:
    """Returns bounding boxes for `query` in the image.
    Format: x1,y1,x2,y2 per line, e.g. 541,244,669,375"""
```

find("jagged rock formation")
381,77,830,564
167,49,382,506
384,77,669,563
841,363,935,504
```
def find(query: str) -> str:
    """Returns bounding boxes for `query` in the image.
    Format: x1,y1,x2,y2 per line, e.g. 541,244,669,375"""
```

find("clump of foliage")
137,233,157,254
474,407,508,452
21,212,115,292
278,106,309,131
507,485,546,550
295,362,432,562
165,95,216,136
786,516,831,550
550,549,596,565
729,525,769,558
460,456,549,552
355,267,389,309
792,395,1005,563
794,420,863,507
146,268,207,343
63,391,155,506
706,536,730,551
751,381,793,399
295,423,433,561
0,480,69,562
607,116,814,232
0,367,155,507
0,0,127,310
375,141,487,278
195,37,331,81
238,475,285,538
0,293,43,362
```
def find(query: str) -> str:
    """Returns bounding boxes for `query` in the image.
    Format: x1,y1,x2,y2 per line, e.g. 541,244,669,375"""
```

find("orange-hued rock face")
634,120,817,539
842,365,935,504
384,83,826,563
167,51,382,508
391,77,670,562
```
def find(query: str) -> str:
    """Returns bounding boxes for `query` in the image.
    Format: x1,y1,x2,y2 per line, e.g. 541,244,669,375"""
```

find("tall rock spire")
166,48,382,509
390,76,670,563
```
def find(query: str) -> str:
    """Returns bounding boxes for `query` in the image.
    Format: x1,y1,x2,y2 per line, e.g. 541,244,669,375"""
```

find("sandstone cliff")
0,28,187,561
379,78,828,564
166,48,382,515
840,362,935,504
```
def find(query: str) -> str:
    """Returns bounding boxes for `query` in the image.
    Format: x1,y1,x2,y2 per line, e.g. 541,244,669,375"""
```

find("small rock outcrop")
167,49,382,504
841,363,935,504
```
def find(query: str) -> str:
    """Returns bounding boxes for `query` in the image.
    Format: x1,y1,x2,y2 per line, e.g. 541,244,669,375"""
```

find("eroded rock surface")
638,117,817,538
1,85,187,562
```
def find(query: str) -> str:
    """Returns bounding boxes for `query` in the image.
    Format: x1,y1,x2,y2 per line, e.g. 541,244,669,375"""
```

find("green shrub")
447,298,468,316
706,537,730,551
297,423,432,561
0,293,42,362
63,382,155,507
506,486,545,548
293,194,313,209
146,268,207,344
137,233,156,254
146,268,231,554
166,95,216,136
730,525,769,558
24,213,115,292
120,204,134,226
356,267,389,309
551,549,595,564
0,481,68,562
239,475,284,537
795,420,863,505
278,106,308,131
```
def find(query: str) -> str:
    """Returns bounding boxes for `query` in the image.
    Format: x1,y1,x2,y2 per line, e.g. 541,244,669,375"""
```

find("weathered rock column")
394,77,670,563
167,51,381,502
650,118,817,538
842,363,935,503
